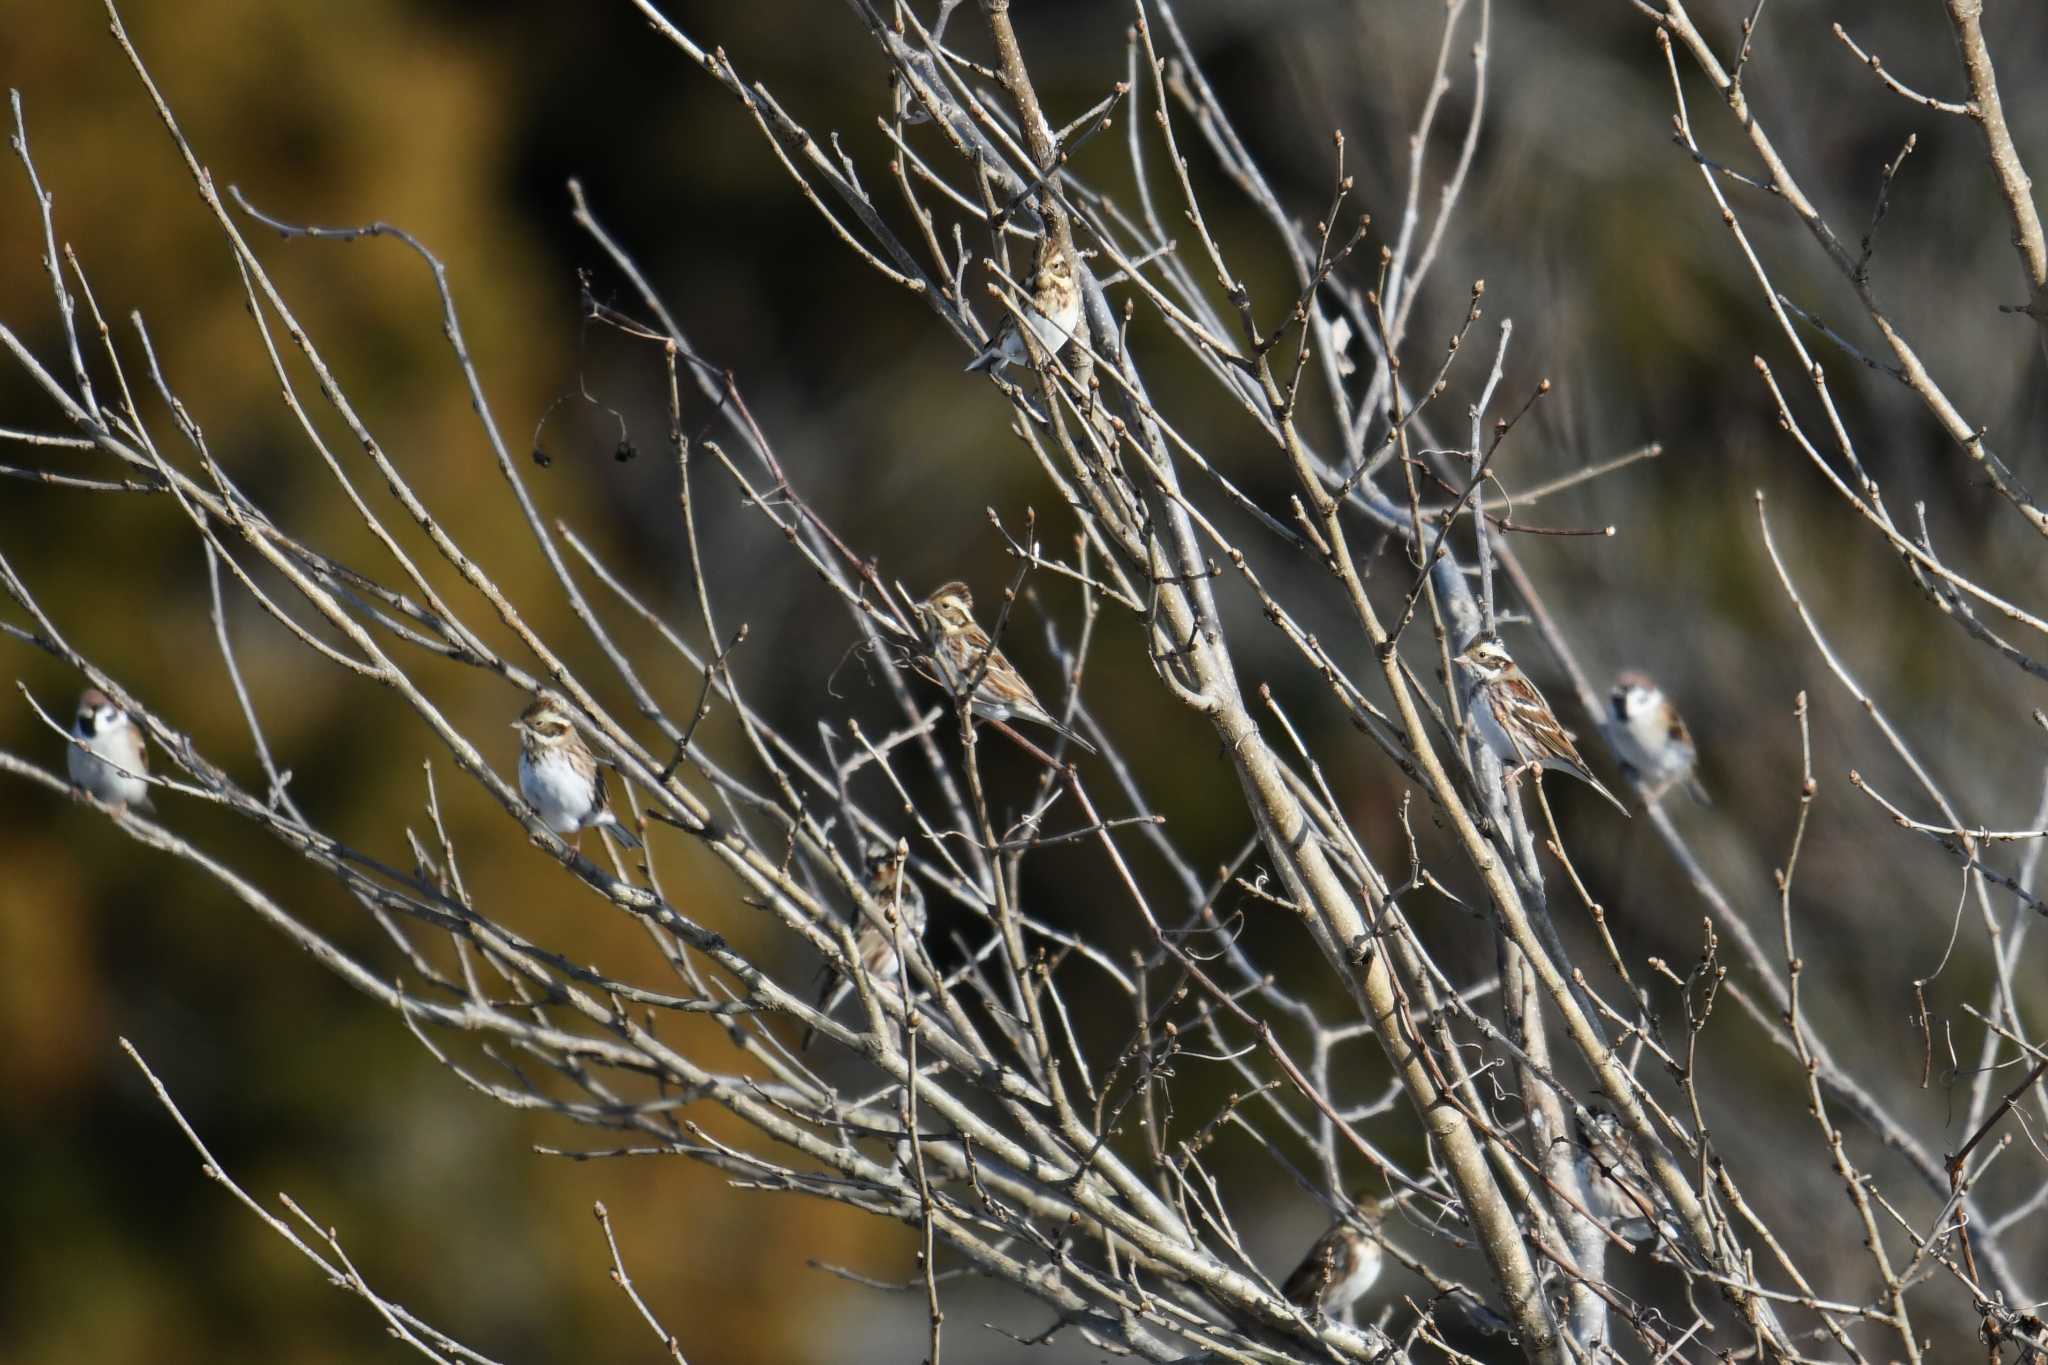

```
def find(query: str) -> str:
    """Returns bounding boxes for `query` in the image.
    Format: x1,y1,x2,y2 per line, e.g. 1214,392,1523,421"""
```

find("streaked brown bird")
1575,1110,1679,1247
513,695,643,850
964,234,1083,373
1279,1196,1385,1318
914,581,1094,754
804,844,928,1049
1455,635,1627,815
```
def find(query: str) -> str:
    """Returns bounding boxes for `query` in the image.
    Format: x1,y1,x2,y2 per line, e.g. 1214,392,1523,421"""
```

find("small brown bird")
1279,1197,1385,1318
1455,635,1628,816
914,582,1095,754
1575,1110,1678,1247
964,234,1083,373
804,845,928,1049
513,695,642,850
1607,671,1709,805
69,688,153,811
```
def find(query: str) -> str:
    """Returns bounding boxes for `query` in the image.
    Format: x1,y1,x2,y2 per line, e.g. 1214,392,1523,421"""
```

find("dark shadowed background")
4,1,2046,1360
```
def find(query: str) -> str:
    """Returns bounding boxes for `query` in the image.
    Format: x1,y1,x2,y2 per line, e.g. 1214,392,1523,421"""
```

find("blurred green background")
4,1,2047,1359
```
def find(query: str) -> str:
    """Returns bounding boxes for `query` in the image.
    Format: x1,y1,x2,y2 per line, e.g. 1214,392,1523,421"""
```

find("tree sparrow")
69,688,153,812
1607,671,1709,805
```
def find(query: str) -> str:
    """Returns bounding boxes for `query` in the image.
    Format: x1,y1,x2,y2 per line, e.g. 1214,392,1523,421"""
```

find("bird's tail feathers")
801,976,855,1052
1050,718,1097,756
1580,770,1632,818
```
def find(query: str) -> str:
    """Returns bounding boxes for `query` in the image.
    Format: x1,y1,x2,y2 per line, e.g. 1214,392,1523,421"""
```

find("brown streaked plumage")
1279,1197,1386,1317
803,844,929,1050
1455,636,1628,816
513,695,642,851
914,581,1095,754
964,235,1083,373
1575,1110,1680,1248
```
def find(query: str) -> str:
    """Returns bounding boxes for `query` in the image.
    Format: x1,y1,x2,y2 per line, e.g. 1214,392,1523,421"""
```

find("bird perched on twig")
68,688,153,812
803,844,928,1050
914,581,1095,754
1574,1110,1680,1248
1279,1196,1386,1319
964,234,1082,373
1607,671,1709,805
513,695,643,850
1454,635,1628,816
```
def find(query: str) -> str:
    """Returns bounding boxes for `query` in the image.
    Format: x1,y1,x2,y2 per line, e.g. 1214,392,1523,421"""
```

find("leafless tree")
5,2,2046,1361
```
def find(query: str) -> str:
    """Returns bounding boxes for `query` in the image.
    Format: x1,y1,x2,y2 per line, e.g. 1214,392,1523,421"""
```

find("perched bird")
964,235,1083,373
1607,671,1709,805
1574,1110,1679,1248
1279,1197,1386,1319
68,688,153,812
804,844,929,1049
513,695,642,850
914,581,1095,754
1454,636,1628,816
